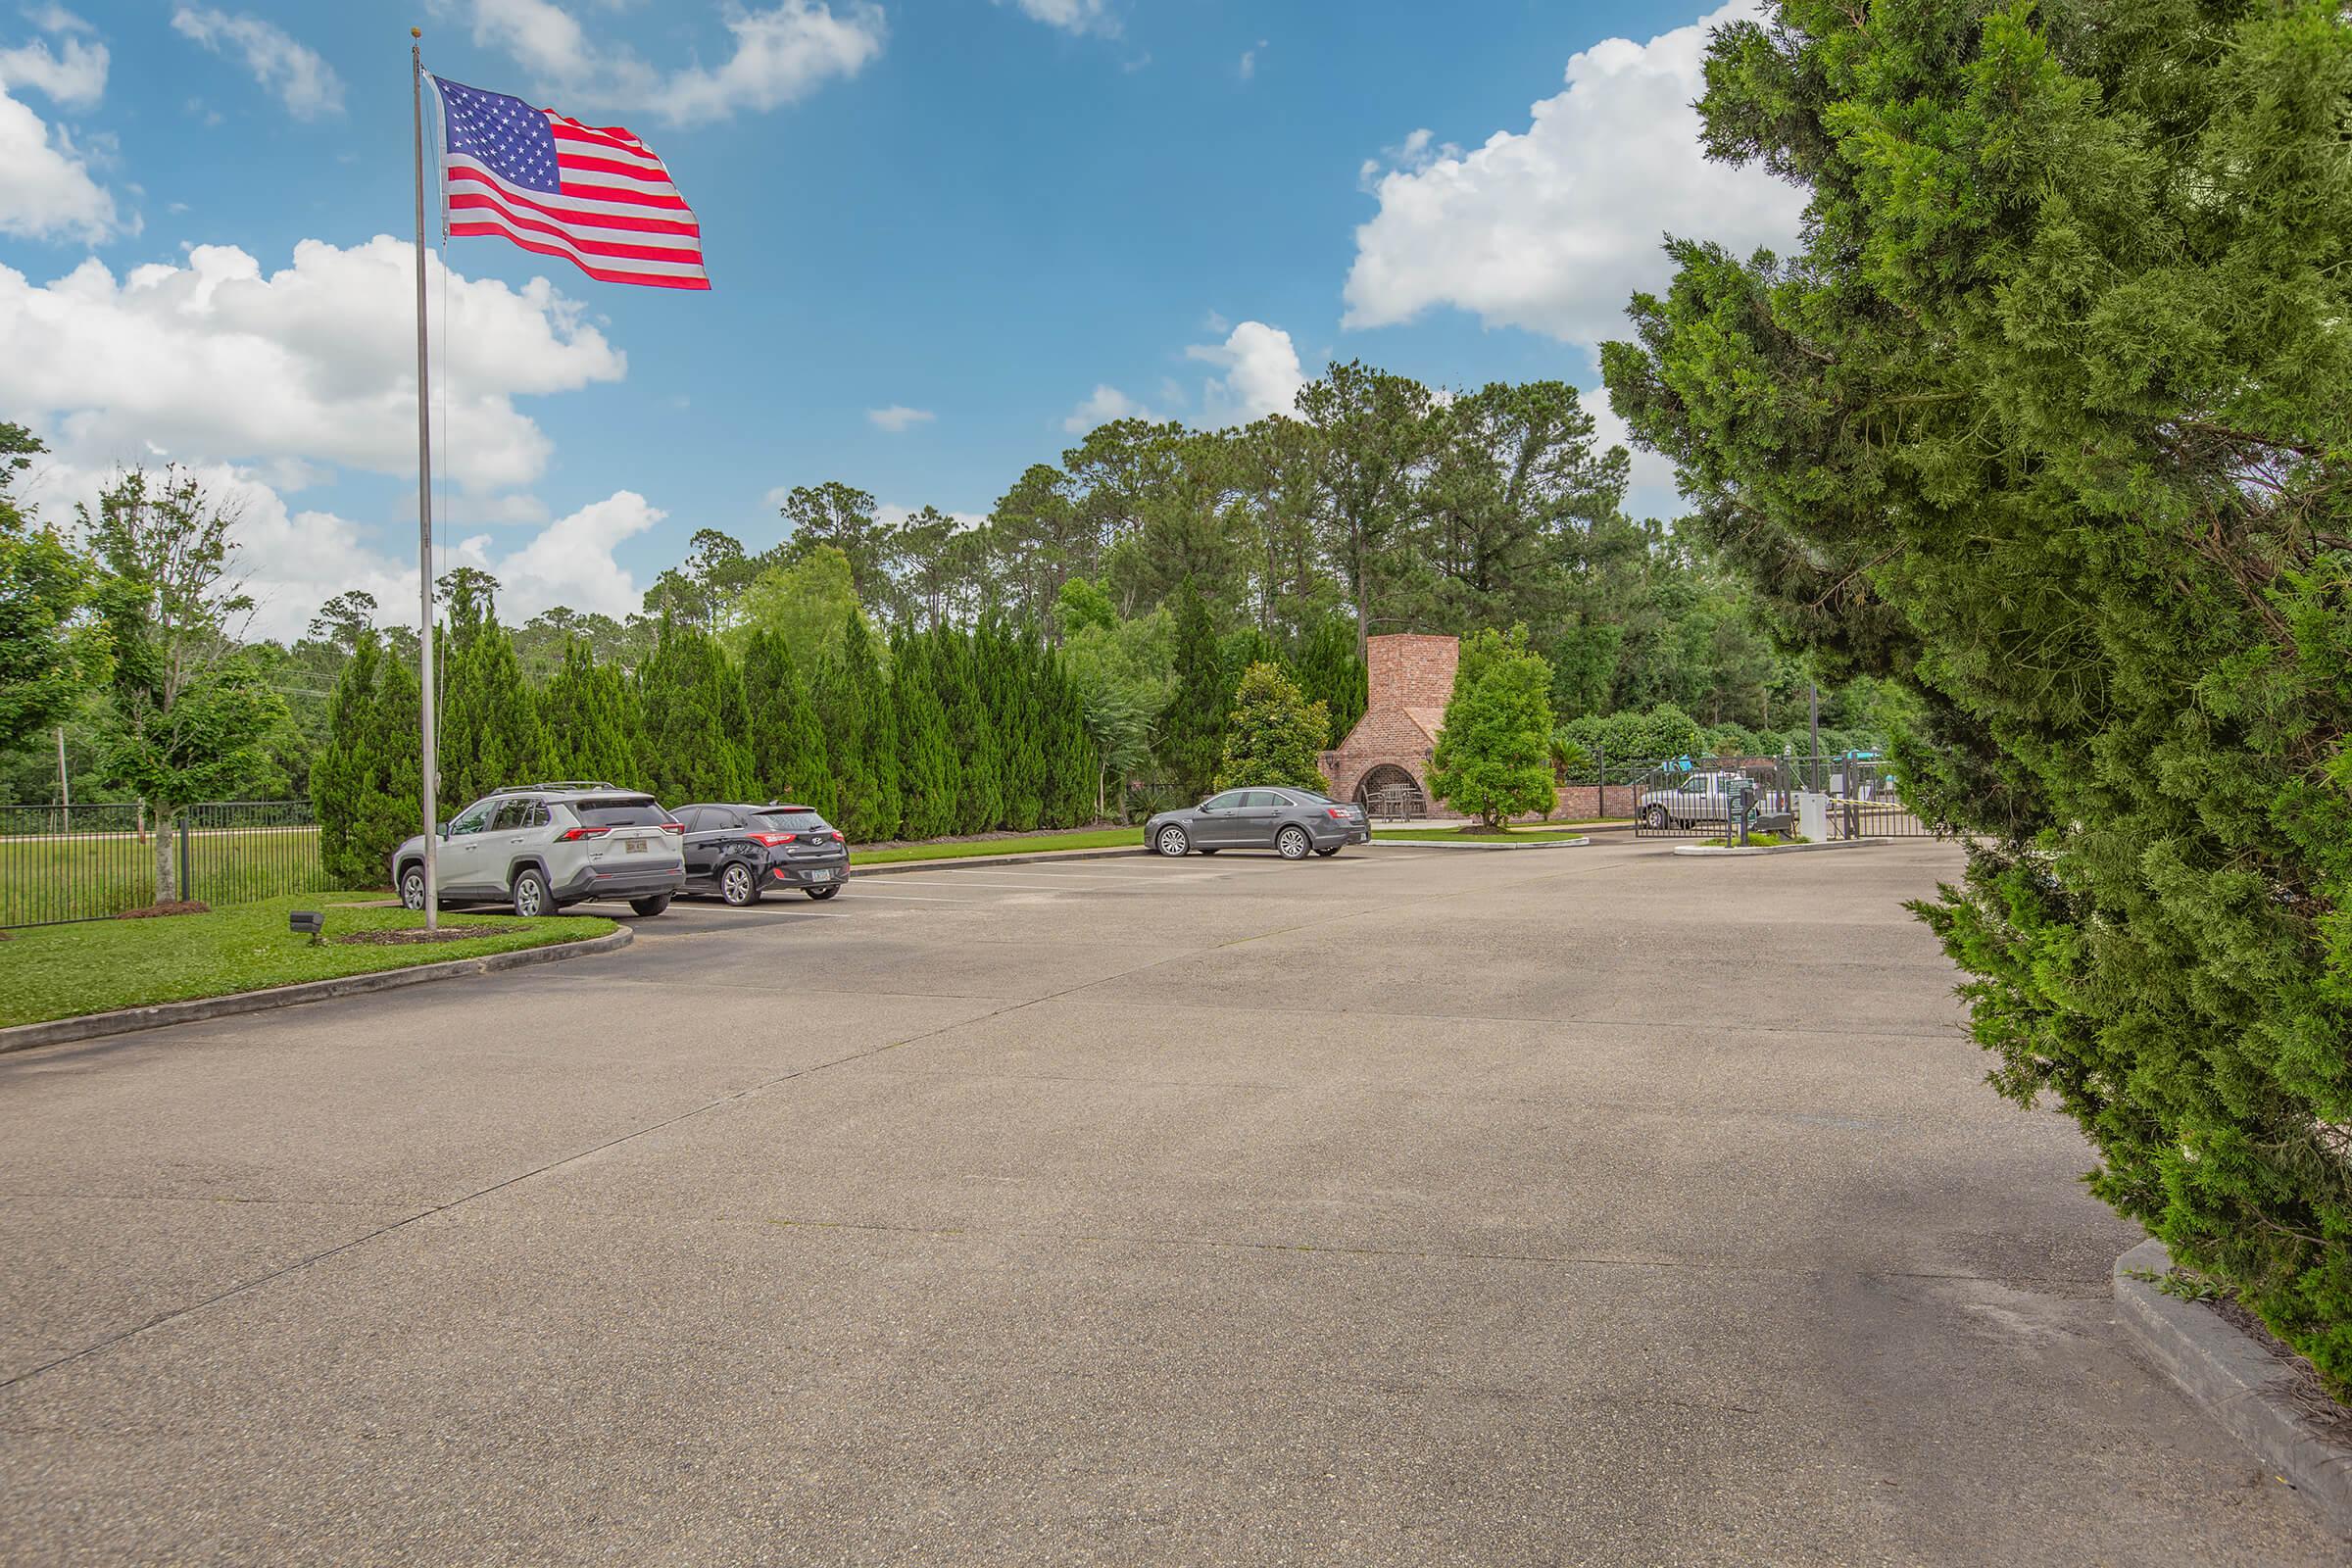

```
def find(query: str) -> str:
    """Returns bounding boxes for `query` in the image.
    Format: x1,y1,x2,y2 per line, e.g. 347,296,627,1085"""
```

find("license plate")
808,867,834,882
622,836,647,854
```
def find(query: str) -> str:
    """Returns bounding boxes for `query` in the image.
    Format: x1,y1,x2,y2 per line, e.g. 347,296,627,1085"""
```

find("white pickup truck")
1636,770,1763,830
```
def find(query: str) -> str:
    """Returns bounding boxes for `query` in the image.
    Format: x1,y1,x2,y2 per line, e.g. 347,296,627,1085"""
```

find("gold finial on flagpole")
412,27,421,38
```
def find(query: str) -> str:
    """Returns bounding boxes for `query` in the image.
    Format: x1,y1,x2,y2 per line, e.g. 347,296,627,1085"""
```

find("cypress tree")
1158,576,1226,800
1039,652,1098,827
636,616,754,806
891,630,959,840
998,625,1046,831
313,626,379,886
936,627,1004,834
819,610,900,841
541,637,638,789
741,626,836,814
315,629,424,886
1294,616,1368,748
435,588,551,814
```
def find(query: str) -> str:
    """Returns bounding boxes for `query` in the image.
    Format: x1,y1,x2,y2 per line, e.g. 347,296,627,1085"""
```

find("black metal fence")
0,800,334,928
1628,756,1937,842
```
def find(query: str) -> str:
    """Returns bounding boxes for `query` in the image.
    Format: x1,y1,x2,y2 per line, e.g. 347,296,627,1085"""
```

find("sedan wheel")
1276,825,1312,860
720,862,760,906
1155,825,1190,857
400,867,427,910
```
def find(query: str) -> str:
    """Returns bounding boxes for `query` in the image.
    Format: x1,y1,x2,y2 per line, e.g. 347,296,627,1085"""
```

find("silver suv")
391,782,686,918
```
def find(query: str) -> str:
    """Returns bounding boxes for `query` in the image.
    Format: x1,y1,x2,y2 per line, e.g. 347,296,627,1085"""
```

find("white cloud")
877,502,985,532
458,0,885,127
170,8,345,121
1344,0,1806,349
23,458,660,640
24,6,93,33
1238,39,1264,81
457,489,663,620
0,237,624,492
865,404,934,432
0,80,123,240
1060,383,1156,434
1183,319,1305,427
1001,0,1116,36
1584,385,1681,517
0,25,106,107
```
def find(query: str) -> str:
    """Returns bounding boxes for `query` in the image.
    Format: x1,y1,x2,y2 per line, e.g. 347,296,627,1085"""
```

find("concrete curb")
1366,836,1591,852
2115,1238,2352,1538
854,846,1147,876
0,925,635,1055
1670,838,1896,858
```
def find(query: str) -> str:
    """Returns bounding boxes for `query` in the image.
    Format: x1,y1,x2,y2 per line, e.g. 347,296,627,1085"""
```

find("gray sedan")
1145,787,1371,860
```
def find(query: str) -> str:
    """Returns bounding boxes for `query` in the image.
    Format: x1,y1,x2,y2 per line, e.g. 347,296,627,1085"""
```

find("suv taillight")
661,821,684,834
558,825,612,841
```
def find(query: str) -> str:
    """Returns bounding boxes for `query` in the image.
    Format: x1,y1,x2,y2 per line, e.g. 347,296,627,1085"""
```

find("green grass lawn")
0,894,615,1028
1373,823,1600,843
853,826,1141,864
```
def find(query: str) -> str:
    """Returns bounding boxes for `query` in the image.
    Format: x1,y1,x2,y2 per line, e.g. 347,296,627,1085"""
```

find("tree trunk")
151,806,177,904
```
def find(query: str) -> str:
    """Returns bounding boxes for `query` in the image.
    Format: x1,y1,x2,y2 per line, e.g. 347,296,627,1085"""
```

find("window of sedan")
1202,791,1248,811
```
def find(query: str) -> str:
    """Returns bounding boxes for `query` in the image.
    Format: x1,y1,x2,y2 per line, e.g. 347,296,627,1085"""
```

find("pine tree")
891,630,959,839
741,627,836,814
435,587,551,814
936,627,1004,833
636,617,754,807
1214,662,1333,794
541,638,639,789
1157,576,1226,800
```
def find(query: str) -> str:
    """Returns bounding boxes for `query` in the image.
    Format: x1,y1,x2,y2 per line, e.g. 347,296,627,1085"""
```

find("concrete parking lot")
1,838,2337,1564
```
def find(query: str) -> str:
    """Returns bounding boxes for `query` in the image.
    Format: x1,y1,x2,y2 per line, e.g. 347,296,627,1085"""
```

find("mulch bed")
2207,1294,2352,1444
334,926,503,946
116,901,212,919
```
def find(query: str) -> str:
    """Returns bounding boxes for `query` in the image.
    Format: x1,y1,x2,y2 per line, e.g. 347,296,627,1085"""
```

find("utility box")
1796,791,1831,844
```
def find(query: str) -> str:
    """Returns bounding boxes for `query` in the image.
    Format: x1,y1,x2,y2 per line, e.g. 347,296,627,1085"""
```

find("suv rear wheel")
399,865,427,910
511,866,550,919
629,894,671,916
719,861,760,906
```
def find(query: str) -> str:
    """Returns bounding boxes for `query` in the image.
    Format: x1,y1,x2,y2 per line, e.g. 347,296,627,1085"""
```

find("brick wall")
1367,634,1458,711
1549,784,1637,821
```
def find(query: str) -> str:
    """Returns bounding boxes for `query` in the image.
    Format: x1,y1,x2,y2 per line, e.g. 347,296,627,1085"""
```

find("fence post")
177,809,192,906
1595,743,1606,820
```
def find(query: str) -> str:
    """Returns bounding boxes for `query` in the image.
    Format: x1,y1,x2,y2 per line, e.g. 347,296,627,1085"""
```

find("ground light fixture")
289,909,324,946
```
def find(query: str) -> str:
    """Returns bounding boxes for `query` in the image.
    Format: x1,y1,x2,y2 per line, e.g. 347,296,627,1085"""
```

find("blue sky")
0,0,1804,636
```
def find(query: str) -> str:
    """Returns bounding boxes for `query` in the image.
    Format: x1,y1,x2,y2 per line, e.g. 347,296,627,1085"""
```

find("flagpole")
411,29,439,931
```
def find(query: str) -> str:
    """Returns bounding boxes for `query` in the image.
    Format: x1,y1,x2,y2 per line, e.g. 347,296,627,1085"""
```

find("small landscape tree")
1428,625,1556,828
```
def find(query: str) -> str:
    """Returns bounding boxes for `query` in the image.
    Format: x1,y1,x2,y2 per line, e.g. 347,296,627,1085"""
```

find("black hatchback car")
674,803,850,905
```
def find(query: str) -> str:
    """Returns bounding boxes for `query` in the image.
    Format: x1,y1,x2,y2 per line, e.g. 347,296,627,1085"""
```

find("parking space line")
845,890,1016,903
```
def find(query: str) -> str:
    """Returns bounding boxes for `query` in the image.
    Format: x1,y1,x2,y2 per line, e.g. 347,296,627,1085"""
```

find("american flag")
431,75,709,291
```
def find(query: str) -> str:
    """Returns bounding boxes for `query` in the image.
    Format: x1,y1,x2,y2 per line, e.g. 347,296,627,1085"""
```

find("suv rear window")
574,799,670,828
750,809,832,832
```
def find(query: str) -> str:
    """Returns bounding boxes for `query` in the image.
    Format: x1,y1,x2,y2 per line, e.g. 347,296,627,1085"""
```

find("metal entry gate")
1628,756,1936,842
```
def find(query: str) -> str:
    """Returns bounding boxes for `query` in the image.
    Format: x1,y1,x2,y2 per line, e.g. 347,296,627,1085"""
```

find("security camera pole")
410,26,438,931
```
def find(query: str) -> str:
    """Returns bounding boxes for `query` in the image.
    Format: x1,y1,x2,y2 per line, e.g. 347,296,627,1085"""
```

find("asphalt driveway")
0,840,2336,1564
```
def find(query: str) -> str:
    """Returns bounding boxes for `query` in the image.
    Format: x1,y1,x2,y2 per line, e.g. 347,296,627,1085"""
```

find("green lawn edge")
1373,823,1605,842
852,827,1140,863
0,894,617,1028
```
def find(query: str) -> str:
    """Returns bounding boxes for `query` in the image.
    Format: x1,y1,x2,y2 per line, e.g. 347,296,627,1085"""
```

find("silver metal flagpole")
411,28,439,931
